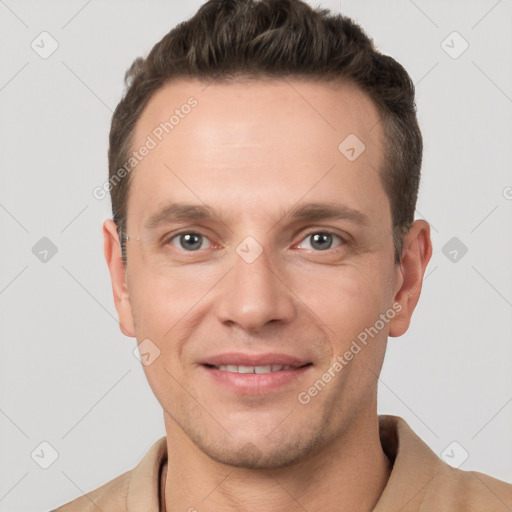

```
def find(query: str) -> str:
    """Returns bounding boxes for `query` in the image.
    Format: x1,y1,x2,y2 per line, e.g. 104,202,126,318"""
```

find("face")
105,78,430,469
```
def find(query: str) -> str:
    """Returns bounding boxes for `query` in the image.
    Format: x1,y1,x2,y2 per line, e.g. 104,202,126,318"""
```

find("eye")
296,231,345,251
168,232,211,251
164,230,345,253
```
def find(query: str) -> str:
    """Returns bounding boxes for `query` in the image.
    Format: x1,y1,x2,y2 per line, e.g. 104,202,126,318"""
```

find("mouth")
199,353,313,395
204,363,311,373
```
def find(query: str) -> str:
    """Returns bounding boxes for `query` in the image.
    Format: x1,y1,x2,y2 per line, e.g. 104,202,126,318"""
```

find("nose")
215,244,296,334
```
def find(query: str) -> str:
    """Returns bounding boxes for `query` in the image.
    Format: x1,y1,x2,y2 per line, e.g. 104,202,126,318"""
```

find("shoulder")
50,469,131,511
424,465,512,511
377,415,512,511
50,436,167,512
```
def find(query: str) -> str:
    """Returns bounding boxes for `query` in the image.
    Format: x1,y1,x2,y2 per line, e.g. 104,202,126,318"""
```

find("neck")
162,406,391,512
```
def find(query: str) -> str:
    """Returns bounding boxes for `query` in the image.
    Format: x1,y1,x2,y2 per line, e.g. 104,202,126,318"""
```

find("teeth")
254,365,272,374
215,364,294,373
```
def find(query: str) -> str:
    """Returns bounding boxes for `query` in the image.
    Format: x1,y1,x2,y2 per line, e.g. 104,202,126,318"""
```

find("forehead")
127,77,388,228
133,77,382,154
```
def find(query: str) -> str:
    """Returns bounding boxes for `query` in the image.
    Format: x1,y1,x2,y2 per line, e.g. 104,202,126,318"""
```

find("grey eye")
170,233,210,251
297,232,343,251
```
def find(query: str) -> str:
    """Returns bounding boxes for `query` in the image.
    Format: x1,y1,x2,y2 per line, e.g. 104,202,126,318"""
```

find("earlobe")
103,219,136,337
388,220,432,338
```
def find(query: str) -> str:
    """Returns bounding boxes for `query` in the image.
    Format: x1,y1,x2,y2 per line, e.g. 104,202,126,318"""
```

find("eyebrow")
144,201,370,230
280,202,370,227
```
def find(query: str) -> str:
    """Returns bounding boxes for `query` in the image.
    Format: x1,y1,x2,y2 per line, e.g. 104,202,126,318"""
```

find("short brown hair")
108,0,422,263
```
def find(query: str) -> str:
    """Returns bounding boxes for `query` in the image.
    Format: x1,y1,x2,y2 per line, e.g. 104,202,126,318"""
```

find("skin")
104,78,432,511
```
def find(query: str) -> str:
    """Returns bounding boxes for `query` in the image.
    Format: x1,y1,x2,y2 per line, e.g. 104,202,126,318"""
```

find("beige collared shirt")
51,415,512,511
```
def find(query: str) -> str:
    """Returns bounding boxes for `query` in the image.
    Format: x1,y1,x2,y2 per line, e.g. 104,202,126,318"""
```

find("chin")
189,427,327,470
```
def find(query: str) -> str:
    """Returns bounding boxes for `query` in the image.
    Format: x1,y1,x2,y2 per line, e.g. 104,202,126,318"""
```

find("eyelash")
163,229,348,253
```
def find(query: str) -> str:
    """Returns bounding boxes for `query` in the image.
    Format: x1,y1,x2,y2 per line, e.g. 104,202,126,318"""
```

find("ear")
103,219,136,337
389,220,432,337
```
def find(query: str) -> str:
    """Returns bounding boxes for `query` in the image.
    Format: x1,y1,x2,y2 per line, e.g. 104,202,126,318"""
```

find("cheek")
129,268,198,406
127,263,210,335
292,259,394,338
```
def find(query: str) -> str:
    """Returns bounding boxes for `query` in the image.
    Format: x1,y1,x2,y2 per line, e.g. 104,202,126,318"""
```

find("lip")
199,352,310,367
198,352,313,395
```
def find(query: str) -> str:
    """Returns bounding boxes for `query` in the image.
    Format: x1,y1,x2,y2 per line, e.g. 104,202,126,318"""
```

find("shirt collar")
373,415,440,511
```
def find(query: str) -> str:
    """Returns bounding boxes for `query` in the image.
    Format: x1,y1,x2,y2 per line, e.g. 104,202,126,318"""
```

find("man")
52,0,512,510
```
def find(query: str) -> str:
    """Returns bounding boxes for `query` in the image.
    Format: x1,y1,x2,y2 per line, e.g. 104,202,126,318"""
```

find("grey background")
0,0,511,510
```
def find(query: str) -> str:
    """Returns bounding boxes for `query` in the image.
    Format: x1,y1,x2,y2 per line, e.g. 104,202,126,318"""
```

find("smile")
200,357,313,395
207,364,300,373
